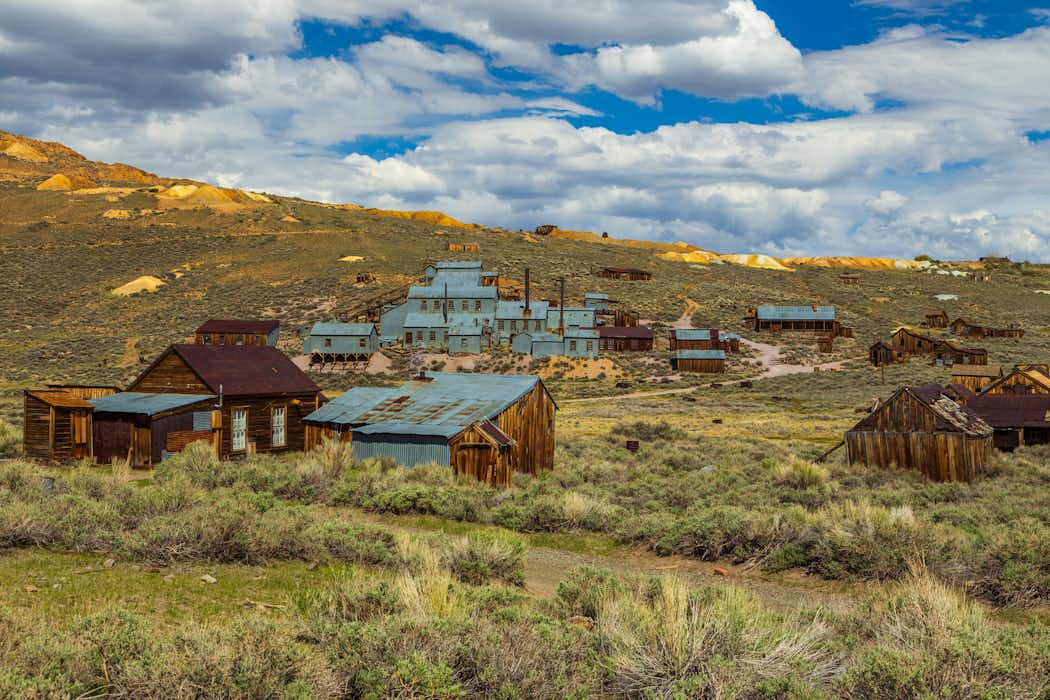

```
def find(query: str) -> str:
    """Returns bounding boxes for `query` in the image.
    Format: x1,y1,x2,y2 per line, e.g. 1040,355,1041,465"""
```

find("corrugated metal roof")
756,305,836,321
721,333,741,340
308,322,376,337
675,350,726,360
967,394,1050,428
168,344,320,396
305,372,545,430
478,420,515,446
598,326,653,339
409,285,497,299
584,293,609,300
481,271,499,277
403,313,451,329
674,329,714,340
435,261,482,269
90,392,214,416
354,421,465,438
195,319,279,334
25,390,94,409
496,300,550,318
448,325,483,336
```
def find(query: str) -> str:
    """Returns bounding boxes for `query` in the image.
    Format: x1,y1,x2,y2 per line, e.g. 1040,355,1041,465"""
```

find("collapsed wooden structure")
873,327,988,367
845,385,993,482
303,372,556,486
839,272,861,286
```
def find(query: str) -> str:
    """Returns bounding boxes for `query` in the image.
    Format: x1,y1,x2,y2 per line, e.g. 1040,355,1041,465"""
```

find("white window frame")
231,408,248,452
271,406,286,447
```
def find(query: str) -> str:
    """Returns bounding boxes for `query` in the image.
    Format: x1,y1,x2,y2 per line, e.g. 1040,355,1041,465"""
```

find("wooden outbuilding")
932,341,988,366
890,327,936,356
845,385,993,482
926,310,950,328
303,372,556,487
983,364,1050,395
89,392,217,467
839,272,861,286
598,266,652,281
447,243,480,252
22,390,94,464
356,272,377,284
950,364,1002,392
966,394,1050,451
950,318,986,338
817,336,834,353
597,326,654,351
869,341,897,367
672,349,726,373
127,344,324,458
195,319,280,347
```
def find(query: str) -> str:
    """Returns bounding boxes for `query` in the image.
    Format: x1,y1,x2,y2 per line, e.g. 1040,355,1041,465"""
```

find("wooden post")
48,406,55,463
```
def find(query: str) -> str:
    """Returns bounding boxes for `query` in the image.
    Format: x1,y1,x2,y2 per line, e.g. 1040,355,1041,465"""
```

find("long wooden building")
597,326,653,351
303,372,556,487
747,306,841,335
845,385,993,482
598,266,652,281
671,349,726,373
128,344,324,458
195,319,280,347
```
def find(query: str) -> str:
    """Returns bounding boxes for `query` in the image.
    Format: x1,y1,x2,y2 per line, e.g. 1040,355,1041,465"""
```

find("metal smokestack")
559,277,565,336
524,267,530,315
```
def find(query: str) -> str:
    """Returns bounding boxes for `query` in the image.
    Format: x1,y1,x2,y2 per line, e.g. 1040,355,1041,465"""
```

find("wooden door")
405,332,413,345
131,427,152,466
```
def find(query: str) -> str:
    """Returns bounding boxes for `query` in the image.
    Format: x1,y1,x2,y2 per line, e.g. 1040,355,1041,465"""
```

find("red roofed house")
195,319,280,347
128,344,324,458
966,393,1050,451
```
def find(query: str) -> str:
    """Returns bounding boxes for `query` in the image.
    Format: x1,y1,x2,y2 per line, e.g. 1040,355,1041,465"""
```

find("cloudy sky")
2,0,1049,260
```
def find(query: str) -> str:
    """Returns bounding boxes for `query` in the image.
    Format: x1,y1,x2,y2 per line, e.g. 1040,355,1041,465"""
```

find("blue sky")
2,0,1049,259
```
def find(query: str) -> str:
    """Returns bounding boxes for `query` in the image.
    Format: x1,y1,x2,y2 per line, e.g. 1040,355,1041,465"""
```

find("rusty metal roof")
597,326,654,339
195,319,279,334
854,385,991,436
170,344,319,396
967,394,1050,428
25,390,94,409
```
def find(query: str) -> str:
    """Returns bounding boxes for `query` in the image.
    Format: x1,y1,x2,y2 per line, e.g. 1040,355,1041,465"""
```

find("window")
420,301,427,311
272,406,286,447
474,300,482,311
324,338,332,348
218,336,226,345
231,408,248,452
460,337,468,349
586,341,593,352
461,300,468,311
201,334,211,345
432,300,441,311
429,331,436,341
498,320,505,330
359,338,366,348
569,340,577,352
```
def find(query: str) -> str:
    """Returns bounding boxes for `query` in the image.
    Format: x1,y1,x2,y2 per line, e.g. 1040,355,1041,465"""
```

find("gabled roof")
757,305,836,321
90,392,214,416
852,385,991,436
308,322,376,337
305,372,552,430
950,364,1002,378
25,390,94,409
195,319,279,334
138,344,320,396
984,365,1050,393
675,350,726,360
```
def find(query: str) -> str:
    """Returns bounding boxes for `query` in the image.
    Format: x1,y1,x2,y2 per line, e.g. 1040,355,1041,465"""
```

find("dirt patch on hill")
112,276,165,296
37,173,98,191
539,357,622,380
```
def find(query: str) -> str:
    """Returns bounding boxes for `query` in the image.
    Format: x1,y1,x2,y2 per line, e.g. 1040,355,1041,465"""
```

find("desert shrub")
0,420,20,457
597,576,839,698
773,457,829,489
559,490,618,531
547,565,628,620
445,531,527,586
972,517,1050,607
611,420,685,442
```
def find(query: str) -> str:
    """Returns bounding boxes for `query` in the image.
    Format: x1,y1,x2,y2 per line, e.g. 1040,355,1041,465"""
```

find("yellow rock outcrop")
37,173,99,191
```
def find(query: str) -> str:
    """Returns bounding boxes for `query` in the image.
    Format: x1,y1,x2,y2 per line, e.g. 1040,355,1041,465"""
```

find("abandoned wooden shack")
672,349,726,373
195,320,280,347
303,372,556,486
447,243,480,252
356,272,377,284
869,341,897,367
986,325,1025,338
926,310,950,328
748,306,840,335
22,390,94,464
89,392,217,467
966,394,1050,451
890,327,936,356
817,336,834,353
598,266,652,281
127,344,323,458
950,318,987,338
303,322,378,364
950,364,1002,392
983,364,1050,395
845,385,993,482
932,341,988,366
597,326,654,351
839,272,861,286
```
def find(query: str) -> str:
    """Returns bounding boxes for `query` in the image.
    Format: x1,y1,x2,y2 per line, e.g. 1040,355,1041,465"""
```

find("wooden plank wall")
130,352,210,393
495,384,556,477
22,395,91,464
214,395,316,457
676,358,726,374
23,394,53,462
986,373,1050,395
450,426,510,486
846,430,991,482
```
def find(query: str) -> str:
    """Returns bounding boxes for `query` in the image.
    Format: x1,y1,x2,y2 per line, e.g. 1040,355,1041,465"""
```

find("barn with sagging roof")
303,372,556,486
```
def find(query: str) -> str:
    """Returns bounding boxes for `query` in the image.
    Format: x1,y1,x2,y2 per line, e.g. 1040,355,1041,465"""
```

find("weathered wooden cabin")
817,336,834,353
127,344,323,458
986,325,1025,338
748,306,840,335
949,318,986,338
933,341,987,366
597,326,654,351
670,328,740,353
926,310,950,328
447,243,480,252
890,327,936,356
303,372,557,486
22,390,94,464
672,349,726,373
845,385,993,482
598,266,652,281
869,341,897,367
46,384,120,400
966,394,1050,451
983,364,1050,395
839,272,861,286
195,320,280,347
303,322,378,363
90,392,217,467
950,364,1002,392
